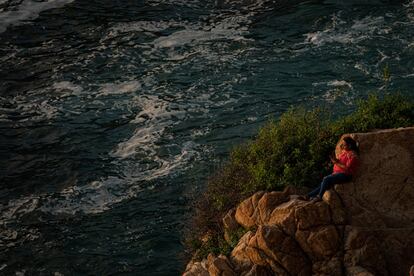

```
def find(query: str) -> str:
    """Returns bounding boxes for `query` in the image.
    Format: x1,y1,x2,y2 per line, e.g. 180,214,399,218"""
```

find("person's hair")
343,136,359,155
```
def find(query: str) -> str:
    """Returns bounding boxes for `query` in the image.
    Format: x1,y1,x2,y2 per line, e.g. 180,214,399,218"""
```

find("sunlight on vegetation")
186,92,414,260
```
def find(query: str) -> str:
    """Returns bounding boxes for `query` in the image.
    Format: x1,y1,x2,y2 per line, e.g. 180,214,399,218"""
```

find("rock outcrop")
184,127,414,276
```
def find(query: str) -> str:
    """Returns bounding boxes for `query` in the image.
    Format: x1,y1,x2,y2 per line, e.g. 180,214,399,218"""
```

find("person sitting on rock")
307,136,359,201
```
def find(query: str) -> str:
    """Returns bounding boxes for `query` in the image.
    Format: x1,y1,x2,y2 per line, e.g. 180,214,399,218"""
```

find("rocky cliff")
184,127,414,276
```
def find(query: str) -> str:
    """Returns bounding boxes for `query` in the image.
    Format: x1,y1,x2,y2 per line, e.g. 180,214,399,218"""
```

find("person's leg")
317,175,333,198
307,185,321,198
318,173,351,198
307,186,321,198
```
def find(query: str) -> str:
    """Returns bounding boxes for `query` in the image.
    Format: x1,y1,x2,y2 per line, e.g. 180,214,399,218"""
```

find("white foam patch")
305,31,355,46
312,79,354,104
108,20,182,36
54,80,141,98
40,176,135,215
0,0,75,33
99,10,255,69
144,0,202,8
304,15,389,47
153,28,238,48
354,63,371,75
152,17,251,49
112,95,186,158
402,73,414,78
98,81,141,96
3,172,144,217
1,197,40,221
53,81,83,97
351,16,386,32
327,80,353,88
2,181,110,217
323,89,354,105
165,51,199,61
146,141,196,180
191,127,211,138
1,140,197,216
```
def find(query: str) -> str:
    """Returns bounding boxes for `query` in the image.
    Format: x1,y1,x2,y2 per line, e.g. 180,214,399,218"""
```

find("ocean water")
1,0,414,274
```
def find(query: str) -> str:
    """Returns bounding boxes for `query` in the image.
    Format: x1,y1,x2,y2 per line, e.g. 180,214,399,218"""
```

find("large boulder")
335,128,414,227
234,191,265,228
183,254,236,276
234,187,300,229
230,226,311,275
335,127,414,275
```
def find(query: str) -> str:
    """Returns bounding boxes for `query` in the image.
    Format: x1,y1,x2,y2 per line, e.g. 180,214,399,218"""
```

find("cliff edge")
184,127,414,276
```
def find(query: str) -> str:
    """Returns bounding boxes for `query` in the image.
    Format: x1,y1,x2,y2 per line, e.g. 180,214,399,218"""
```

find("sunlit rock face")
335,127,414,276
184,127,414,276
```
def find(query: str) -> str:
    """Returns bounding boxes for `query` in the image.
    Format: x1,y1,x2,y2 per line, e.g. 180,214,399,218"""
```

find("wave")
304,15,388,47
0,3,257,247
0,0,74,33
112,95,185,158
151,15,251,49
107,20,183,37
1,140,197,218
0,95,60,124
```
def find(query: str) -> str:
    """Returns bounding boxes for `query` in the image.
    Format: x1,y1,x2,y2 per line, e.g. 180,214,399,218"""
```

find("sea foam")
0,0,75,33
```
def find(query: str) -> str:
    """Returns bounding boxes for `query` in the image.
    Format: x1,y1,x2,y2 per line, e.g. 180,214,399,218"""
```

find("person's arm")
345,152,358,172
330,155,347,169
331,152,358,173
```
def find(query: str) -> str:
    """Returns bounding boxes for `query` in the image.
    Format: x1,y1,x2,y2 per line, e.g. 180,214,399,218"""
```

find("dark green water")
1,0,414,274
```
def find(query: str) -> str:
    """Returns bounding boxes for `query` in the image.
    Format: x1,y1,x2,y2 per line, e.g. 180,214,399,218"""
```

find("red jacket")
333,150,359,176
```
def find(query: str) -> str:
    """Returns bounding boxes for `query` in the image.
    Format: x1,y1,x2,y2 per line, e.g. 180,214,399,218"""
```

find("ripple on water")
3,0,414,274
303,15,389,47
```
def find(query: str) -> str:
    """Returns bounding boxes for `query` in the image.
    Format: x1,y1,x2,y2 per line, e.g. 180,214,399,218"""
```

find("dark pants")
308,173,351,198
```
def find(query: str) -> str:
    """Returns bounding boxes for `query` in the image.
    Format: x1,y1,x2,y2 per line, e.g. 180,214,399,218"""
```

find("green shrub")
188,226,250,261
192,235,231,260
186,92,414,260
333,93,414,134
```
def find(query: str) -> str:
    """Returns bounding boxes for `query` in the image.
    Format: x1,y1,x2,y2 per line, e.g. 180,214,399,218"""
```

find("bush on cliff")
187,93,414,260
